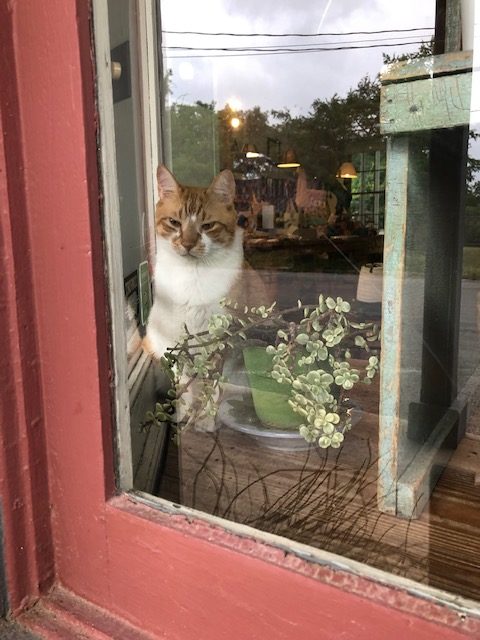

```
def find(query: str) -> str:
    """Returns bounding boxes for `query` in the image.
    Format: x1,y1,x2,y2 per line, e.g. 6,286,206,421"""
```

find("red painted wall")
0,1,479,638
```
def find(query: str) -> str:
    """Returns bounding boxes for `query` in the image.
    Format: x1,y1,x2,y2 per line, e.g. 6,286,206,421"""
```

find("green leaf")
318,435,331,448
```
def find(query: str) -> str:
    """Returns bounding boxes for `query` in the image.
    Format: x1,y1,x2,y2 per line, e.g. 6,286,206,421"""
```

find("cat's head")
155,165,238,258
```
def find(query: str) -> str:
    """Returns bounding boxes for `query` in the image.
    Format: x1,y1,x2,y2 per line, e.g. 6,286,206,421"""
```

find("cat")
143,165,244,360
143,165,270,430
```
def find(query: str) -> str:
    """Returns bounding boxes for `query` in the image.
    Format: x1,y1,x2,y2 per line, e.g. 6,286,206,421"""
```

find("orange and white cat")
143,165,245,361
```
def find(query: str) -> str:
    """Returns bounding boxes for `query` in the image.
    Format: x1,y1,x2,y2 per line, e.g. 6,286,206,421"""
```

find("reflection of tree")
291,75,380,180
169,101,219,185
216,104,279,173
167,74,381,186
382,40,433,65
166,39,480,207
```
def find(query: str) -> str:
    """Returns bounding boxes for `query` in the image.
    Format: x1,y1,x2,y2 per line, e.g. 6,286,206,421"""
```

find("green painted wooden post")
378,136,409,514
380,53,472,136
446,0,462,52
379,51,472,517
378,137,429,515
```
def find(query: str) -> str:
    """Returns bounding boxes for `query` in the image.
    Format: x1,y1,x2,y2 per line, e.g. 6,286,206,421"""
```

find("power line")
162,27,434,38
166,39,431,59
163,34,431,52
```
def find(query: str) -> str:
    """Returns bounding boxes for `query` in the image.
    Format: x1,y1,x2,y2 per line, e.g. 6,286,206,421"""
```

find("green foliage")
169,101,219,185
146,296,380,451
271,75,380,179
382,40,433,65
167,71,381,183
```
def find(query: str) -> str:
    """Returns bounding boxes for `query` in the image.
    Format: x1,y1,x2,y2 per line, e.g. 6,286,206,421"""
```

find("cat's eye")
168,218,181,227
201,221,216,231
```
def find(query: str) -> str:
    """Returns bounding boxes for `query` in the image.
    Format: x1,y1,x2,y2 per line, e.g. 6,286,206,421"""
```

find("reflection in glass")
110,0,480,605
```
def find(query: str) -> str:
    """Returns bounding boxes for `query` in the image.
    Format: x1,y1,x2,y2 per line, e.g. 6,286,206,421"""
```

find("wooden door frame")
1,1,480,637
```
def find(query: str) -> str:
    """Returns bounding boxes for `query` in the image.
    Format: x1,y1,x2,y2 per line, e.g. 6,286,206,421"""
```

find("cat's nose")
181,226,200,253
181,239,197,252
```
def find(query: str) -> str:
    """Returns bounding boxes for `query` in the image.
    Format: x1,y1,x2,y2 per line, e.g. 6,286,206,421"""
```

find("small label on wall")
138,261,152,326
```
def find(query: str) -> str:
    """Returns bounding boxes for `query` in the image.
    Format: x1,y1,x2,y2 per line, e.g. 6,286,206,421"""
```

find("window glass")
108,0,480,605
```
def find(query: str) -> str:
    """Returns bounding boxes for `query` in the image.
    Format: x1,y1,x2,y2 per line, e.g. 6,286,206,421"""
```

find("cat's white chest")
157,257,234,307
146,229,243,357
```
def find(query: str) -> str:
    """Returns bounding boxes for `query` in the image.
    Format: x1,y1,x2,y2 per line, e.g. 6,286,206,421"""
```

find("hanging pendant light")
241,143,261,158
277,148,300,168
337,161,357,179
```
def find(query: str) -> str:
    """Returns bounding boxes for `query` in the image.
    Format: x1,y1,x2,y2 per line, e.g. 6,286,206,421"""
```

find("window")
351,148,386,231
97,0,480,608
94,1,479,598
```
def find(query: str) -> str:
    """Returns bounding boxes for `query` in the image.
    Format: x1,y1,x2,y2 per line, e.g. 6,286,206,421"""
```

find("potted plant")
145,294,380,450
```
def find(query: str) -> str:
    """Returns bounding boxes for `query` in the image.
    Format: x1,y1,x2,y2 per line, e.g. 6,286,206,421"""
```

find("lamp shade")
241,143,261,158
277,148,300,168
337,161,357,179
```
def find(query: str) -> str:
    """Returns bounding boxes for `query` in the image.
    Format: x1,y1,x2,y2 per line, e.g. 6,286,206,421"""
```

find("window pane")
108,0,480,605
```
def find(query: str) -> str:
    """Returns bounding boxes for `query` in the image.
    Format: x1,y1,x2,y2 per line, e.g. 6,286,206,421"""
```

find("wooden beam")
445,0,462,52
380,68,472,134
397,408,463,518
378,137,411,514
381,51,471,85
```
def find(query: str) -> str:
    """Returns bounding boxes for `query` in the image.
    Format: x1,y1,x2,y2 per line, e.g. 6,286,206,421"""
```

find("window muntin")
351,149,386,231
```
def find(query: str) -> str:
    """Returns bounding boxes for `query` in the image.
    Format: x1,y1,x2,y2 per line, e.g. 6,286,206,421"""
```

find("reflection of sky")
160,0,435,115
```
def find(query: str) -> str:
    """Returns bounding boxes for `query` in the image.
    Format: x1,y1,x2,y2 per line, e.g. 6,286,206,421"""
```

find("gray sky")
161,0,436,115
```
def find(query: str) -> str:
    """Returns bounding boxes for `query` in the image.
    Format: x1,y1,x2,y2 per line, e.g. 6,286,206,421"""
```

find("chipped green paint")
380,72,472,135
380,52,473,137
379,50,470,518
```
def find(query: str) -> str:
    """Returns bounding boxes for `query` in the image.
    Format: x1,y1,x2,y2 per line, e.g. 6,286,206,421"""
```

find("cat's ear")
208,170,236,205
157,165,180,201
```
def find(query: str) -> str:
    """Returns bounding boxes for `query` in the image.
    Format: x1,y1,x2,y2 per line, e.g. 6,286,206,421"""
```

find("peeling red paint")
112,496,480,637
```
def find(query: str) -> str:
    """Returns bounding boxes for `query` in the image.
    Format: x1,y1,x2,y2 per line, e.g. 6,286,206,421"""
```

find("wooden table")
244,233,383,272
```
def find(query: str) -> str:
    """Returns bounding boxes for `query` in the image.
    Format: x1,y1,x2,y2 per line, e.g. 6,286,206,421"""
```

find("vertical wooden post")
378,137,409,513
379,136,431,514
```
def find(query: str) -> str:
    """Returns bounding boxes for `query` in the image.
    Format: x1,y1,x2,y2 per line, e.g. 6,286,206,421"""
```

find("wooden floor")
156,374,480,602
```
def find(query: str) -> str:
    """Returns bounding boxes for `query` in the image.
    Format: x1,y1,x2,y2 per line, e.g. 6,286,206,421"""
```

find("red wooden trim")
109,496,480,637
2,0,480,637
7,0,117,608
21,566,479,640
21,586,156,640
0,4,54,611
